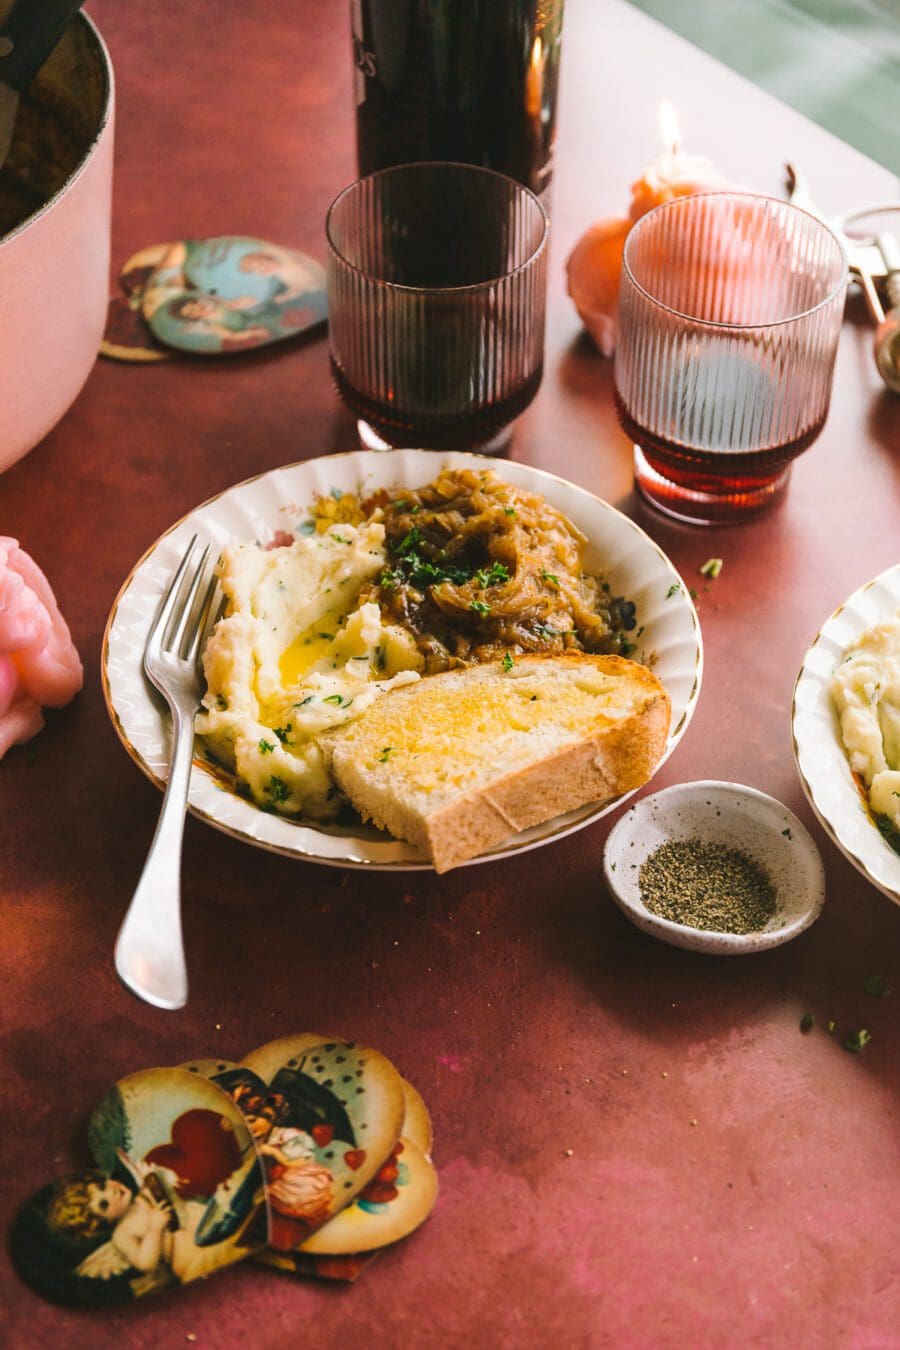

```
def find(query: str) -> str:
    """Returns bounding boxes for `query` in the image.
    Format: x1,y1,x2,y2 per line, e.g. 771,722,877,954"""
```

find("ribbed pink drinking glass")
326,162,548,452
613,192,847,523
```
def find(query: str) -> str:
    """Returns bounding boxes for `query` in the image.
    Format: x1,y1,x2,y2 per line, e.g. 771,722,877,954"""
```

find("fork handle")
114,703,195,1010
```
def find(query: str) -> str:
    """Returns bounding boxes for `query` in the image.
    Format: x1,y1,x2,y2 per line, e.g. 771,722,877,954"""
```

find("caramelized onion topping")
360,468,637,674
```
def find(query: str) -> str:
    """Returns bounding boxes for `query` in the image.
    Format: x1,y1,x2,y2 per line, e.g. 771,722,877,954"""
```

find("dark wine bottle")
350,0,564,202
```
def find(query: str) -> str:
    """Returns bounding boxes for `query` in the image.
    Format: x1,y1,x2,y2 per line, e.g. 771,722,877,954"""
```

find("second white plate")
792,562,900,905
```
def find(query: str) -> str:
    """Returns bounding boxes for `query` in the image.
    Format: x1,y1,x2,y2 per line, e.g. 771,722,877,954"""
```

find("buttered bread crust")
323,653,671,872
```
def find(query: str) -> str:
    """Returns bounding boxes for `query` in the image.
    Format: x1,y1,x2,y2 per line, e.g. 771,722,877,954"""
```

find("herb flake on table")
843,1028,871,1053
699,558,723,579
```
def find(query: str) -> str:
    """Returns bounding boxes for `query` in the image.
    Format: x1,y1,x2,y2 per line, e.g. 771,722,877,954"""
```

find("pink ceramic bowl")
0,13,114,473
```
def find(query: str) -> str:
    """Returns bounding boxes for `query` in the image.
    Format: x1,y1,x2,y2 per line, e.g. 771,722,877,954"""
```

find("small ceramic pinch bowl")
602,781,826,953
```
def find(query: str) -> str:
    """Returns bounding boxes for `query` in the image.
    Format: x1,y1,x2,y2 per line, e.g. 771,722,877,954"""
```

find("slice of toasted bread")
323,653,671,873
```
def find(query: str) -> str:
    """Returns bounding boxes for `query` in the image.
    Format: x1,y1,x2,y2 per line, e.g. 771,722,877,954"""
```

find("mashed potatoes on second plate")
196,518,422,819
832,615,900,840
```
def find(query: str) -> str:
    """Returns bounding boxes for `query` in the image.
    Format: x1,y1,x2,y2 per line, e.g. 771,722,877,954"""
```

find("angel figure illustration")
260,1125,333,1229
43,1156,179,1299
220,1077,334,1248
22,1144,261,1307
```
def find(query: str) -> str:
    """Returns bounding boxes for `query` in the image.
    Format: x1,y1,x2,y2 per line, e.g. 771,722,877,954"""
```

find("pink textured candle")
566,107,731,355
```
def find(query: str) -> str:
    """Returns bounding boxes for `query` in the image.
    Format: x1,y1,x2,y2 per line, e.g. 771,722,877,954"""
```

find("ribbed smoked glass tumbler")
326,162,548,452
614,193,847,523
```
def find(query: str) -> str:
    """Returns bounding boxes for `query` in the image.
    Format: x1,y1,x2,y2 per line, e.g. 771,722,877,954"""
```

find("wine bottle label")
350,0,376,105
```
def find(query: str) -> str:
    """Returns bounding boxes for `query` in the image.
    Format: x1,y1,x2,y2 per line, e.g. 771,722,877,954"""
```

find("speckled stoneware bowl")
602,781,826,953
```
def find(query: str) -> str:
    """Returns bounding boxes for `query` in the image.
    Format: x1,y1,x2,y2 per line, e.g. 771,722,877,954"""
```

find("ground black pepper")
639,839,777,934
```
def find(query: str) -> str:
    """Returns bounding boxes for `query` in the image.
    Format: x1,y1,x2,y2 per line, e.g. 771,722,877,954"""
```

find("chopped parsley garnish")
378,747,393,762
541,569,560,587
699,557,723,579
258,739,276,755
317,632,335,641
394,527,424,557
843,1028,871,1053
332,534,351,545
618,637,637,657
782,828,793,840
267,777,290,803
323,693,345,705
689,587,699,600
382,526,492,593
293,695,315,708
503,507,516,517
273,726,292,744
536,623,560,640
502,651,514,673
863,974,891,997
666,582,681,598
469,599,491,616
473,561,510,588
799,1012,814,1033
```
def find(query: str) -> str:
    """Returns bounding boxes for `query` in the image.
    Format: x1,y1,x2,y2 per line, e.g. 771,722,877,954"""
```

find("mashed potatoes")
196,518,422,819
832,615,900,839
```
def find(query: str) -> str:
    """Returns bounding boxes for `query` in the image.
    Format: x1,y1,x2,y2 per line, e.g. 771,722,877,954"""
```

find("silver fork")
114,536,219,1011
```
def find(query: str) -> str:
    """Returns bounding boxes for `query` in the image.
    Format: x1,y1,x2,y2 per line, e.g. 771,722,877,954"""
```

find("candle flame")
659,100,681,155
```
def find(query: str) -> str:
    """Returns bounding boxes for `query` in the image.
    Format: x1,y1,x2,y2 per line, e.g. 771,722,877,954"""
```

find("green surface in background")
627,0,900,176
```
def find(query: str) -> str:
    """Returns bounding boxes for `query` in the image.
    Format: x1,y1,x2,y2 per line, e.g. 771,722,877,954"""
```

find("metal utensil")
786,164,900,394
114,537,219,1011
0,0,85,172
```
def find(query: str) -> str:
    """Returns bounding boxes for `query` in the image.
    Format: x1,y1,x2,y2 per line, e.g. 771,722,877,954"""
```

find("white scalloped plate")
102,450,703,870
792,563,900,904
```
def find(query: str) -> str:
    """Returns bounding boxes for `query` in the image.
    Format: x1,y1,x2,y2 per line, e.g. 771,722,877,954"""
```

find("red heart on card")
311,1124,334,1147
145,1108,243,1198
343,1149,367,1171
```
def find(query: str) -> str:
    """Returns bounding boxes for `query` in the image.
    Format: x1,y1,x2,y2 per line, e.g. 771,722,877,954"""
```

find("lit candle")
628,101,730,222
566,102,731,355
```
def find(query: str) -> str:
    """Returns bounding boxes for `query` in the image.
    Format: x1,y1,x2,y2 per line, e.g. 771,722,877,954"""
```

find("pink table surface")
1,1,898,1346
